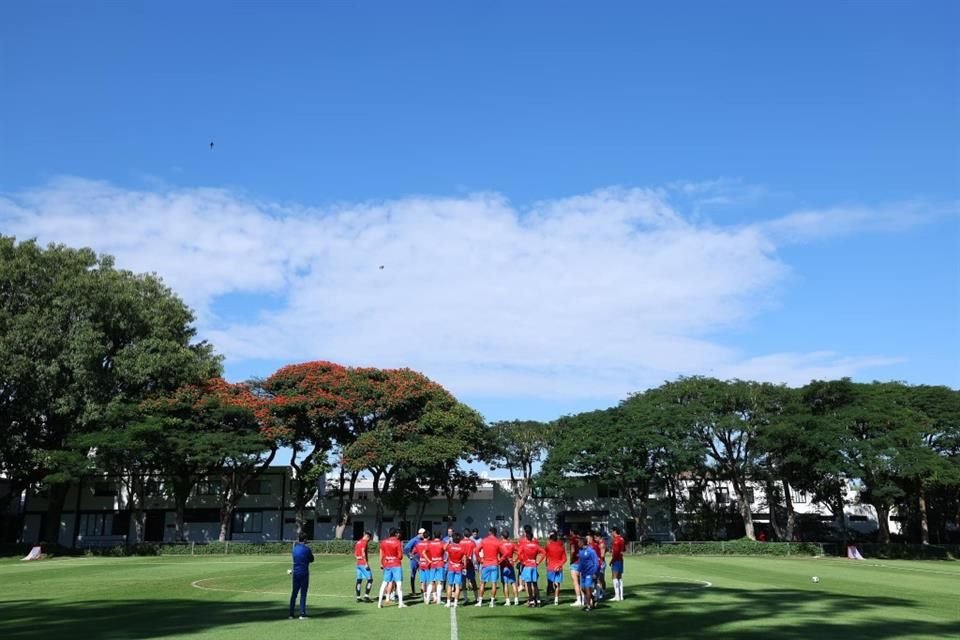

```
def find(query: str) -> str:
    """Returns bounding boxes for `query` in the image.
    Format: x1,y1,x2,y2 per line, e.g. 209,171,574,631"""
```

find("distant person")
414,531,432,602
289,532,315,619
427,530,446,604
444,532,467,607
377,529,407,608
567,530,583,607
610,527,626,601
518,528,545,607
355,531,374,602
590,530,607,600
460,528,479,604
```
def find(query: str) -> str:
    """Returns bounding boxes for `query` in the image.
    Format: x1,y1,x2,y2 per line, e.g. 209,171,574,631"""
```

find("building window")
196,480,222,496
82,513,111,536
597,484,621,499
185,509,220,523
232,511,263,533
93,482,118,497
495,515,506,522
247,479,272,495
715,487,730,505
744,488,755,504
790,489,807,504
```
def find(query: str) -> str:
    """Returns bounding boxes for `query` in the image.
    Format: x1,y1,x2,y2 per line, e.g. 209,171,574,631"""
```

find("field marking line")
190,577,355,599
864,563,960,577
450,601,459,640
651,575,712,589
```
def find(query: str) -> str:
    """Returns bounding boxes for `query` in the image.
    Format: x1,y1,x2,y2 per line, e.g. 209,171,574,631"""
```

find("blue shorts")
610,559,624,574
481,566,499,583
548,570,563,584
520,567,538,583
501,566,516,584
356,565,372,580
580,574,596,589
409,559,419,574
430,567,444,582
446,571,463,586
570,563,580,573
383,567,402,583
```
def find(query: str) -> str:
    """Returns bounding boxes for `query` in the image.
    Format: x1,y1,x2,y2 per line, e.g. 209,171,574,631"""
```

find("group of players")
354,524,627,612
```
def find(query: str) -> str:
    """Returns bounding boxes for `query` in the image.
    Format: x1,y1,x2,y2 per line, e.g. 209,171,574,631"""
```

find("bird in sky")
209,141,214,150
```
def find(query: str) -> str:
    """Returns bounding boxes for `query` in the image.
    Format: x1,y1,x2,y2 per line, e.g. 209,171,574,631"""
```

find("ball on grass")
811,576,820,583
287,569,293,575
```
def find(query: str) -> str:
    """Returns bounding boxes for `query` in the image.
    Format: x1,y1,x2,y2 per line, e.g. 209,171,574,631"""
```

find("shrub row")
632,539,825,556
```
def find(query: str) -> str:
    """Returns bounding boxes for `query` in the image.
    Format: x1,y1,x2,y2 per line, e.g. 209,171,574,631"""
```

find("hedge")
631,539,825,556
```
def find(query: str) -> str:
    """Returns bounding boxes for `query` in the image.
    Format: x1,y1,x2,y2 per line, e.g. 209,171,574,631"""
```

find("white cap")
417,528,426,534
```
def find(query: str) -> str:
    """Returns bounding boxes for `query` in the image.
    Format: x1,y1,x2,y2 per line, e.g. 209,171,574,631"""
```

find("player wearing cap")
610,527,627,601
404,527,426,596
545,530,567,605
377,529,407,609
476,527,501,607
354,531,374,602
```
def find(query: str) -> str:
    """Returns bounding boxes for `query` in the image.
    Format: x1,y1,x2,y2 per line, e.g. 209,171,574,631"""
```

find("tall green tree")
488,420,551,538
0,237,219,543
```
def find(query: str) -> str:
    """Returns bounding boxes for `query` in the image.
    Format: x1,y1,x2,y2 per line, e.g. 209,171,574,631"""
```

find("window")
196,480,222,496
232,511,263,533
532,486,558,499
597,484,621,499
495,515,506,522
744,488,755,504
112,511,130,536
715,487,730,505
317,516,332,524
93,482,118,497
247,479,272,495
790,489,807,504
185,509,220,523
82,513,111,536
849,515,869,522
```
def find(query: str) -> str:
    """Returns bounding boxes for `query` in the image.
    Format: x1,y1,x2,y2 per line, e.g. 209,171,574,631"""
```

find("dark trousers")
289,573,309,616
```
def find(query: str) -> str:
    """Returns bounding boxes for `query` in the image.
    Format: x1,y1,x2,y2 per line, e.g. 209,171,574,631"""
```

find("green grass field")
1,554,958,640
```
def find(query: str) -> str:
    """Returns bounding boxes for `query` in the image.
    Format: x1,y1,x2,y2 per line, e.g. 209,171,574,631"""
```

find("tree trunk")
218,492,235,543
918,484,930,545
667,476,678,536
173,480,191,542
766,478,784,541
874,503,891,544
334,468,358,540
733,477,755,540
782,479,796,542
44,483,69,545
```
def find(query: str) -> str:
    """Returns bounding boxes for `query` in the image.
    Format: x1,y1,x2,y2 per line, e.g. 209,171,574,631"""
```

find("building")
14,467,891,547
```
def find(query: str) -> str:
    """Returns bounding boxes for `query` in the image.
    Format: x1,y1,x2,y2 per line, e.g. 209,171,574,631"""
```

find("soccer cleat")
287,616,294,620
299,615,307,619
489,601,495,607
475,600,483,607
377,601,383,609
445,601,451,608
398,603,407,608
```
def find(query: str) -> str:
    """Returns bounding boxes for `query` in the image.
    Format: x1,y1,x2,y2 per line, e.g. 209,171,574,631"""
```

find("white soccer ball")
811,576,819,583
287,569,293,575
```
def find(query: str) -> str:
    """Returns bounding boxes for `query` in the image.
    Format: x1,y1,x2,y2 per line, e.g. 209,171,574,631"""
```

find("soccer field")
0,554,957,640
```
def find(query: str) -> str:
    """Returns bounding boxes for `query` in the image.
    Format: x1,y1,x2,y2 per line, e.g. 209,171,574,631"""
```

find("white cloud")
0,177,922,400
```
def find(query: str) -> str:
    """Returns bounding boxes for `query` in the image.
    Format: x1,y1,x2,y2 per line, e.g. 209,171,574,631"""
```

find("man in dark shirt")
289,532,315,619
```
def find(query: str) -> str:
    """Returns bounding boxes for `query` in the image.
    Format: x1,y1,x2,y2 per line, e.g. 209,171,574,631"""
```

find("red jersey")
567,533,580,558
518,538,543,568
428,539,446,569
590,539,603,562
545,540,567,571
611,534,626,562
354,539,369,566
498,540,516,568
479,535,501,567
414,540,430,568
460,537,477,567
380,537,402,569
446,542,466,572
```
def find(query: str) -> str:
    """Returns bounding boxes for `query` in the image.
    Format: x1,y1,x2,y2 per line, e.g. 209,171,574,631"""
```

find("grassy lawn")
0,553,957,639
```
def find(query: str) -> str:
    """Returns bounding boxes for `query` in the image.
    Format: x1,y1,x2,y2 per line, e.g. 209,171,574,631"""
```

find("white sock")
396,583,404,605
378,581,388,603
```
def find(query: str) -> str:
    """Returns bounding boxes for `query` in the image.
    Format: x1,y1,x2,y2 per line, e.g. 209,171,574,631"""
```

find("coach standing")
289,532,315,619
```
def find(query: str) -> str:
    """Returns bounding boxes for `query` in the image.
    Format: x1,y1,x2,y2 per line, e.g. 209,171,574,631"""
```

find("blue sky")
1,1,957,422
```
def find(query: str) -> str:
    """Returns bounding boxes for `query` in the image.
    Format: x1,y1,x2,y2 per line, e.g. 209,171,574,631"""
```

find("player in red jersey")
498,530,520,606
414,531,432,603
354,531,374,602
427,530,446,604
476,527,502,607
517,529,545,607
544,530,568,605
377,529,406,608
610,527,627,601
590,530,607,600
460,528,478,604
443,532,467,607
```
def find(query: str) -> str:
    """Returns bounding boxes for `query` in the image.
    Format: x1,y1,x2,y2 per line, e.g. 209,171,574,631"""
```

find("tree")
489,420,550,538
0,237,220,543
